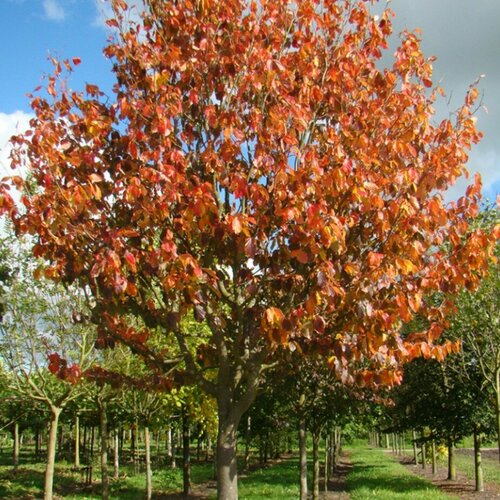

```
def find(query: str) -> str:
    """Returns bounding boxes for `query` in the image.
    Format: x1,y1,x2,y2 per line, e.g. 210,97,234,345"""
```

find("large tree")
0,1,496,498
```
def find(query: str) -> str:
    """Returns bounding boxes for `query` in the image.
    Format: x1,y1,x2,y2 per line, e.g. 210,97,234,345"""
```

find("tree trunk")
74,415,80,467
244,415,251,470
412,430,418,465
447,438,456,480
133,420,139,475
145,426,152,500
166,424,172,466
324,434,329,492
299,416,308,500
171,425,177,469
57,425,63,458
473,427,484,492
90,426,95,463
216,413,239,500
44,407,61,500
114,429,120,479
182,405,191,496
312,431,320,500
131,423,136,466
99,403,109,500
13,421,19,470
431,439,437,475
495,369,500,463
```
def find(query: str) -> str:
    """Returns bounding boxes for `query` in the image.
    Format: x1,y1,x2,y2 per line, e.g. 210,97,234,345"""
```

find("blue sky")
0,0,499,202
0,1,114,112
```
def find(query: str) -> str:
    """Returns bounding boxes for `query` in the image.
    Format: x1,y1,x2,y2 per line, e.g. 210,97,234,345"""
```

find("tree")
448,209,500,461
1,1,496,498
389,353,492,484
0,233,96,500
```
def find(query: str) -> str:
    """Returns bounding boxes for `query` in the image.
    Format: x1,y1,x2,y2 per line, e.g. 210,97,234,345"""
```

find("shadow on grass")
240,457,299,489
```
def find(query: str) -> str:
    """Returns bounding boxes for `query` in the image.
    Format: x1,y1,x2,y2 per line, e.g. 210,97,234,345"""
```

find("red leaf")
72,57,82,66
124,251,137,273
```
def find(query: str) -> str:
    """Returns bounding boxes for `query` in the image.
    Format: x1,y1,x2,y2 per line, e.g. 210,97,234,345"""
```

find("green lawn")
346,445,456,500
239,458,300,499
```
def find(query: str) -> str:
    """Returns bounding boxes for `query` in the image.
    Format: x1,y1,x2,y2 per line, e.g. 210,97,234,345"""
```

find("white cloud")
0,111,33,178
92,0,145,29
92,0,114,28
43,0,66,21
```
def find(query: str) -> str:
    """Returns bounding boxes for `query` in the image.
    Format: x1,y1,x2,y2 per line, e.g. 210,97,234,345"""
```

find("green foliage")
389,356,492,443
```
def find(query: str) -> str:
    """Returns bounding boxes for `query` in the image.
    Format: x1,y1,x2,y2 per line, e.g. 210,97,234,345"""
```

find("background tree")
0,233,96,500
1,1,496,498
447,209,500,461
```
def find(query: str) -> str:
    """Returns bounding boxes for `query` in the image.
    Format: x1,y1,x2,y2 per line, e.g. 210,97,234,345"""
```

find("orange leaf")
232,217,242,234
367,252,384,268
291,249,309,264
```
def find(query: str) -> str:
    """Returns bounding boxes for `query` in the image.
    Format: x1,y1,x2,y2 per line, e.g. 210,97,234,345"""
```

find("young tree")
0,234,95,500
448,215,500,461
1,1,496,497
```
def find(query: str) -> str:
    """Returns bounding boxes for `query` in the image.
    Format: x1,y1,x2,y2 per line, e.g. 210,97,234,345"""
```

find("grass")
346,445,456,500
451,451,500,487
0,447,215,500
399,443,500,488
5,443,492,499
239,458,300,499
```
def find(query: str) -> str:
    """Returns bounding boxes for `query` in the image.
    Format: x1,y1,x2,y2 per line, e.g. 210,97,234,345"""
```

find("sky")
0,0,499,202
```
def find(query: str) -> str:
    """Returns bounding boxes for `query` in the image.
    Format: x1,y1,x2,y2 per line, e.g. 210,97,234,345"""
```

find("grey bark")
447,439,456,480
44,406,61,500
99,403,109,500
13,421,19,470
299,416,308,500
431,439,437,475
312,431,320,500
473,427,484,492
412,430,419,465
182,406,191,496
145,426,152,500
113,428,119,480
74,415,80,467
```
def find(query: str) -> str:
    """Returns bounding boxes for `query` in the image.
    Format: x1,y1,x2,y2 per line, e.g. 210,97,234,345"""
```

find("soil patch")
318,453,352,499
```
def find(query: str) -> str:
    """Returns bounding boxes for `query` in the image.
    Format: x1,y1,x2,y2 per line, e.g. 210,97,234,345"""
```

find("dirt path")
399,455,500,499
318,454,352,499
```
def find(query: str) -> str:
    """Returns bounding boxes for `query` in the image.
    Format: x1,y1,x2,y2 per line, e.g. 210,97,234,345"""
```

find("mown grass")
6,444,489,499
346,445,456,500
239,458,300,499
451,451,500,487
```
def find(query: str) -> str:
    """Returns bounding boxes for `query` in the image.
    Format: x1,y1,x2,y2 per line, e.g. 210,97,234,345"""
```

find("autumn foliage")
0,0,497,496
